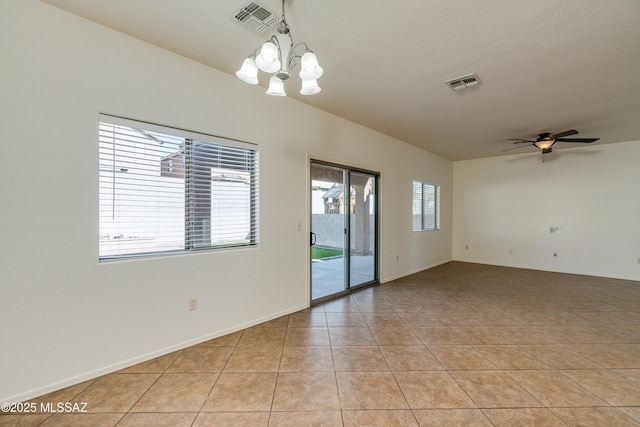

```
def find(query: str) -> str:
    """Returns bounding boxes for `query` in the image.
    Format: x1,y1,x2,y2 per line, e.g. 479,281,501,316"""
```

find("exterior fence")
311,214,375,252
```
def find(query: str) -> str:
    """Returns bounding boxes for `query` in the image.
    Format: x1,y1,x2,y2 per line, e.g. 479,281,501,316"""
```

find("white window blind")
412,180,440,231
99,115,258,261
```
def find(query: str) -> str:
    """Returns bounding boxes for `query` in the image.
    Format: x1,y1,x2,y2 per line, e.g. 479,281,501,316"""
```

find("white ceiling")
43,0,640,160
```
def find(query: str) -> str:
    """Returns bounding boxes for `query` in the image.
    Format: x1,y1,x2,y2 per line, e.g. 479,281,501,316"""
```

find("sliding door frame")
310,159,380,305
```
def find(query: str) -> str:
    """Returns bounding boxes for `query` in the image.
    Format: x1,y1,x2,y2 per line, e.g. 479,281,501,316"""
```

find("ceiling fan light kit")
534,137,555,152
235,0,323,96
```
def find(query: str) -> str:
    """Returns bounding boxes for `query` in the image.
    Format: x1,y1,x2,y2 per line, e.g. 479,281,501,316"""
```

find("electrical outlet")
189,297,198,311
396,255,399,263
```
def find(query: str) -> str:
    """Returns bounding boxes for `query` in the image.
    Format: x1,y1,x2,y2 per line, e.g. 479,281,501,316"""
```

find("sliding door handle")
310,232,317,246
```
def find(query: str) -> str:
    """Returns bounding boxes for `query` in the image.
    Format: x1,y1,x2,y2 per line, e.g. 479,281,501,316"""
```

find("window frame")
98,114,259,262
412,180,440,232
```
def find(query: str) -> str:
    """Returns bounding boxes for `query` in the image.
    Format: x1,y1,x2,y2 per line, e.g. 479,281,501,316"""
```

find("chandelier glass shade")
300,78,321,95
266,75,286,96
236,0,323,96
299,52,323,80
255,42,280,73
236,58,259,85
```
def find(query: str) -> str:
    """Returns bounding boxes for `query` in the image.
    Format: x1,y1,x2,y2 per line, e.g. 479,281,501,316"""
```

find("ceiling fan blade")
555,137,599,143
552,129,579,138
507,139,535,144
501,143,534,152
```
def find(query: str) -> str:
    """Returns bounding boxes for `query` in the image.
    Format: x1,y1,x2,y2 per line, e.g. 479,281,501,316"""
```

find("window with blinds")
99,115,258,261
412,180,440,232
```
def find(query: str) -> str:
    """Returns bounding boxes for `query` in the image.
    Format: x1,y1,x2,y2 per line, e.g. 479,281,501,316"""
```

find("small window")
412,181,440,231
99,115,259,261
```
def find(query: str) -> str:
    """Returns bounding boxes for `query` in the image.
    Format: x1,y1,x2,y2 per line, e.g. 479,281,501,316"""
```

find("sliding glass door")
310,163,346,300
310,161,378,302
349,171,376,287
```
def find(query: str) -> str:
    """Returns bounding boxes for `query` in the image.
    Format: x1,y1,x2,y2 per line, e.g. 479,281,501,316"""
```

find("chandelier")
235,0,324,96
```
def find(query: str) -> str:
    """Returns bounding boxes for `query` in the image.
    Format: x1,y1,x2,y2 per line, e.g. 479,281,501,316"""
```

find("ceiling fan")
503,129,600,161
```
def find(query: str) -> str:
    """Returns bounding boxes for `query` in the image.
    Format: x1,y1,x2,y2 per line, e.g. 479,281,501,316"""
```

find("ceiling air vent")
231,1,280,34
445,73,480,91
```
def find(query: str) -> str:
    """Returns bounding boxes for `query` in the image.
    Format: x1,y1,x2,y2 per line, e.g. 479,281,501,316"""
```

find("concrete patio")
312,255,375,301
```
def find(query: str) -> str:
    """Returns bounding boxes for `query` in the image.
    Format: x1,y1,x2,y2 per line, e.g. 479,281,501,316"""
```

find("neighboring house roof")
322,184,344,200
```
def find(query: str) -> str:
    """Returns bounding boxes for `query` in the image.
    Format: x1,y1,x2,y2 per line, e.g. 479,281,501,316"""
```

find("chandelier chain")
280,0,291,35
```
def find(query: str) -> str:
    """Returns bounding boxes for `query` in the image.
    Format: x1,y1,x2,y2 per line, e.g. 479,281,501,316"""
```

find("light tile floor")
3,262,640,426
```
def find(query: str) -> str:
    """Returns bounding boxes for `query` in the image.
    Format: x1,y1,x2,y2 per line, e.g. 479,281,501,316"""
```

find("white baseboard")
381,258,452,283
4,303,308,403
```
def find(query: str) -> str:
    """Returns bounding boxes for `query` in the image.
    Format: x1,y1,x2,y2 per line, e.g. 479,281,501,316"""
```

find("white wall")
453,141,640,280
0,1,452,401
